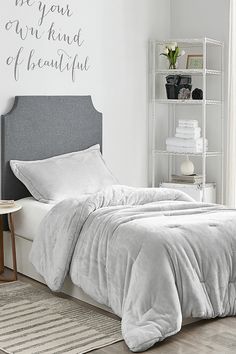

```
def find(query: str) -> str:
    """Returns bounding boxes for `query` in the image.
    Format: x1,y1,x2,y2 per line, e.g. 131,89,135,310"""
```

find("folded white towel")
179,123,199,128
176,127,201,134
178,120,199,128
175,126,201,139
166,145,208,153
175,132,201,139
166,137,208,148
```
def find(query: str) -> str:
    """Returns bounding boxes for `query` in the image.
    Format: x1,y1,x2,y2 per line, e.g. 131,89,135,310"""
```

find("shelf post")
221,43,224,204
202,38,207,202
150,40,156,187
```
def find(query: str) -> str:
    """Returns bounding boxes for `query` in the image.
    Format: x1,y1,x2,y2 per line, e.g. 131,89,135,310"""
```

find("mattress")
13,197,53,241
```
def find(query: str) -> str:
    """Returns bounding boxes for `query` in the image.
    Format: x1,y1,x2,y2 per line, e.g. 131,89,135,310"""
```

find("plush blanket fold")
30,185,236,352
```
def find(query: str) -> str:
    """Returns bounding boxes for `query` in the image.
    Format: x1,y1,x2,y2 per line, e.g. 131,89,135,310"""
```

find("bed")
2,96,236,352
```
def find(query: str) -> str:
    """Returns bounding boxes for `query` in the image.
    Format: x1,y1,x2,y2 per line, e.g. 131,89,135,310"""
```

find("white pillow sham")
10,145,118,203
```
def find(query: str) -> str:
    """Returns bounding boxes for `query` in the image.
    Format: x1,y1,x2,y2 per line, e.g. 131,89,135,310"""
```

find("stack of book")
0,200,15,208
171,174,203,184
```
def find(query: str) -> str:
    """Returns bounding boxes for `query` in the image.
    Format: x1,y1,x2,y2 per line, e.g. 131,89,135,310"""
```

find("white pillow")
10,145,118,203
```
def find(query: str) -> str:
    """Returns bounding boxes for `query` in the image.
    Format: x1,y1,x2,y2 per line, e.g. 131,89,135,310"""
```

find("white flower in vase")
169,42,177,51
163,47,169,55
160,42,186,70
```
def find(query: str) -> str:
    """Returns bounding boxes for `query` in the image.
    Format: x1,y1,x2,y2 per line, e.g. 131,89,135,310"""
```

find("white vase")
180,157,194,176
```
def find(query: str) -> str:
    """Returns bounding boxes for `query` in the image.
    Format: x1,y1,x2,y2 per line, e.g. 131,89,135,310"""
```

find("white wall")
171,0,229,42
170,0,229,98
0,0,171,187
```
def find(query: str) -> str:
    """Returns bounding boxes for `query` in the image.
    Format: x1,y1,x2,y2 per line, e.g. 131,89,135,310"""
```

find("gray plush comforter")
30,186,236,352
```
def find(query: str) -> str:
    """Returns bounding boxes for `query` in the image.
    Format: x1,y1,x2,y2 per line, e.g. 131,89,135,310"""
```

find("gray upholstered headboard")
1,96,102,201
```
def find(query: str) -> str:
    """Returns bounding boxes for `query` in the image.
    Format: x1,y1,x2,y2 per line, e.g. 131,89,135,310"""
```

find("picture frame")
186,55,203,69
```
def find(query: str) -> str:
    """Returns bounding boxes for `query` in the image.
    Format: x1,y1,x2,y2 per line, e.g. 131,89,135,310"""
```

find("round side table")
0,204,22,282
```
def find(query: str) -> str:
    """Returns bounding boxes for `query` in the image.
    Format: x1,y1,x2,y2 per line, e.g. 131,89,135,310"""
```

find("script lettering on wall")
5,1,90,82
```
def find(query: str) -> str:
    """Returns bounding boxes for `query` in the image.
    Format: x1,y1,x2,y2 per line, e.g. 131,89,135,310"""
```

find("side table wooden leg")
8,213,17,281
0,216,4,275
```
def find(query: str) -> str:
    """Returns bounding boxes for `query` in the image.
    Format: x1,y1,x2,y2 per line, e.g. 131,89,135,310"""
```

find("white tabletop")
0,204,22,215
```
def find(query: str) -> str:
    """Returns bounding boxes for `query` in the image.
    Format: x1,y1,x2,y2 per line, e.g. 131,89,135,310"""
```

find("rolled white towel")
178,119,199,128
166,137,208,148
166,145,208,153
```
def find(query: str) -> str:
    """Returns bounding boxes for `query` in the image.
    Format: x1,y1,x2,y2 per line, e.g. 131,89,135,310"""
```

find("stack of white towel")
166,120,208,153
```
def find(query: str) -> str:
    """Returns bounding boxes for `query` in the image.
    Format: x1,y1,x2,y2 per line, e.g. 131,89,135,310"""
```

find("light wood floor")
1,270,236,354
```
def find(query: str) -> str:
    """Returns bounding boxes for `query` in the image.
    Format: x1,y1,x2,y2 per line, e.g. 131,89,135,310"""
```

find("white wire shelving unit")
148,37,224,203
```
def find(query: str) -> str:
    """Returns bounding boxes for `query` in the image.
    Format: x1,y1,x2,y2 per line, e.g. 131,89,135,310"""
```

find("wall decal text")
5,1,90,82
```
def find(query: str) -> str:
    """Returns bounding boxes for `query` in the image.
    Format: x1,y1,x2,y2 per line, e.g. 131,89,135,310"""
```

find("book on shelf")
171,174,203,184
0,200,15,208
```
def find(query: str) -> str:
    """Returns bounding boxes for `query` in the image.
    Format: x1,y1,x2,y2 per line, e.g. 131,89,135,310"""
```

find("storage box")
159,182,216,203
165,75,192,99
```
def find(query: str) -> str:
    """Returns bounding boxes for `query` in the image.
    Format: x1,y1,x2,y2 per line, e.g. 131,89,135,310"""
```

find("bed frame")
1,96,112,312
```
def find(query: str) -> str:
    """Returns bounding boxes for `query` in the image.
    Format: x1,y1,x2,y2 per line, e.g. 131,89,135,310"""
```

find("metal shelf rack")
148,37,224,203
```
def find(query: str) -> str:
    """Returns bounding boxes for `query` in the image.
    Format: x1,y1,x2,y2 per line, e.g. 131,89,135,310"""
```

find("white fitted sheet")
14,197,54,241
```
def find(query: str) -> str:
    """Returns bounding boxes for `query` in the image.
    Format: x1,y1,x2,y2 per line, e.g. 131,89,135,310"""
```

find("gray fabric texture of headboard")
1,96,102,202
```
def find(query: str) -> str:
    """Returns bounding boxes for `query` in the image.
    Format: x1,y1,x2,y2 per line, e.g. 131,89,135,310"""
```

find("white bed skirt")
3,231,199,326
3,232,113,313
